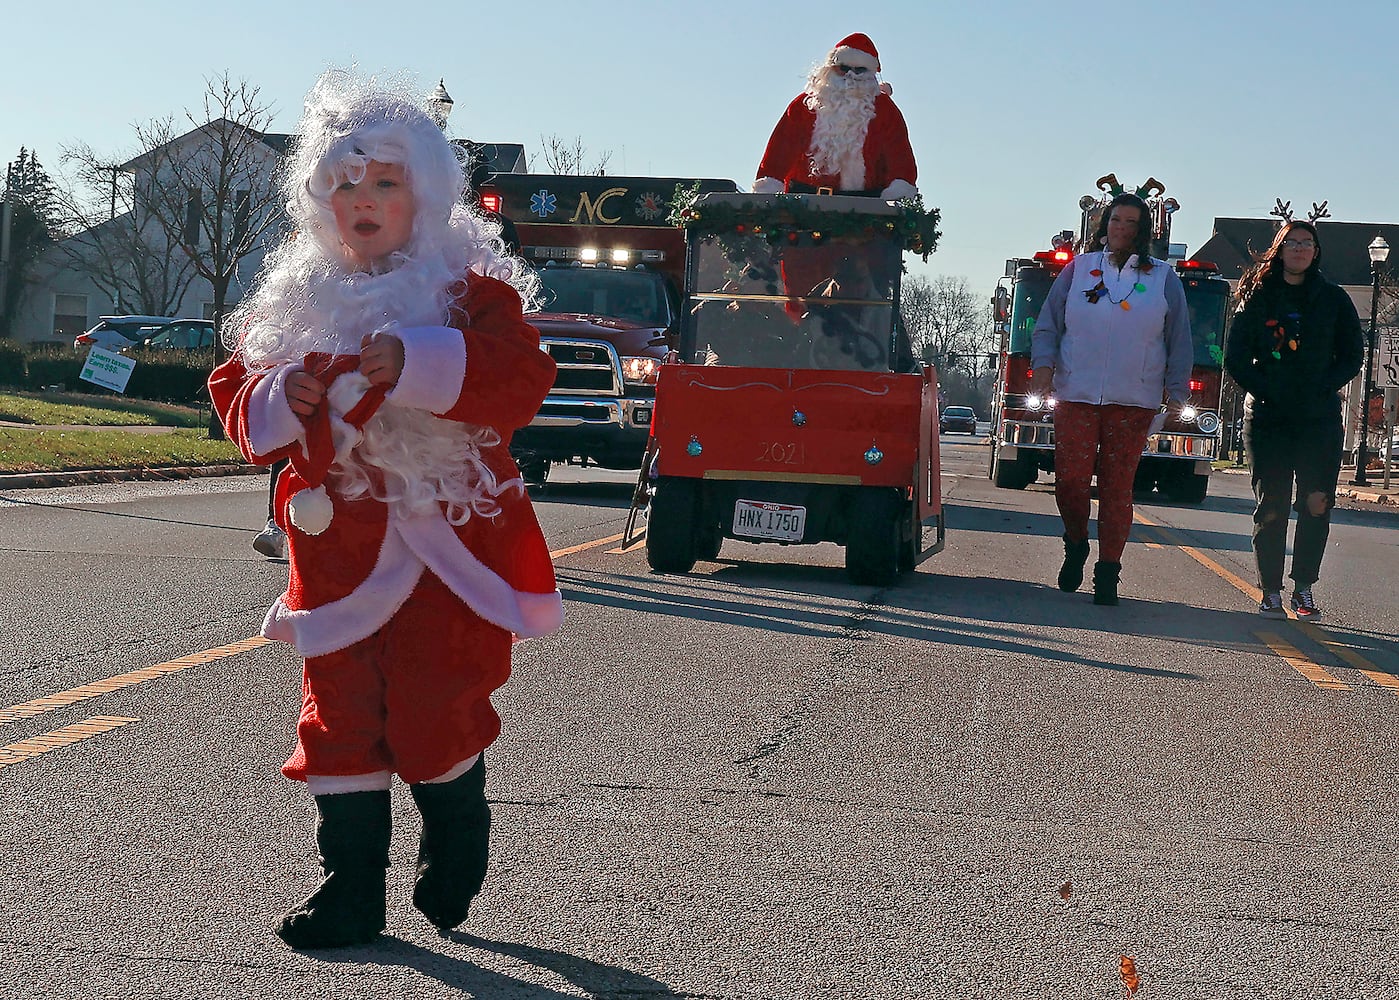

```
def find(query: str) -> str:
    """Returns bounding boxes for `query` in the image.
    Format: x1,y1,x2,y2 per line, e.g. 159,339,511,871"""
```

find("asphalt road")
1,433,1396,999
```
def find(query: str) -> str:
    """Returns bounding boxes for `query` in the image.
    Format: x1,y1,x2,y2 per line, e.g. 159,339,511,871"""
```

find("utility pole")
0,161,14,331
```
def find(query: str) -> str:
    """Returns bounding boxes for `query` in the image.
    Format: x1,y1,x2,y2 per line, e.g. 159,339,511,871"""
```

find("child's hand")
285,372,326,417
360,333,405,388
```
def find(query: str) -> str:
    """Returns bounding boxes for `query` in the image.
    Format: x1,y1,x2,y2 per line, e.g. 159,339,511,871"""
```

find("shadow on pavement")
310,933,678,998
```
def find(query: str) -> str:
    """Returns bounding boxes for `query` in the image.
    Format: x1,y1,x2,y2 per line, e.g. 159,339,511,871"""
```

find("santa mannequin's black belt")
784,183,881,197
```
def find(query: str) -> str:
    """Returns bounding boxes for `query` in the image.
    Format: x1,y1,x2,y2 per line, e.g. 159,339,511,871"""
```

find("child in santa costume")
209,71,563,949
754,32,918,200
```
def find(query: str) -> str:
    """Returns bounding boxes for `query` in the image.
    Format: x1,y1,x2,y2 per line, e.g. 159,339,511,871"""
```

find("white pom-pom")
879,82,893,97
288,486,334,536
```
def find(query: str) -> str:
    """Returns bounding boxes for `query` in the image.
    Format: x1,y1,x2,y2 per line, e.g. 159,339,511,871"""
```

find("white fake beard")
805,70,879,189
240,248,518,522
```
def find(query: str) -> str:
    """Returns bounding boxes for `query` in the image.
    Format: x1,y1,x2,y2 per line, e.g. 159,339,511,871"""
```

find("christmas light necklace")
1083,254,1147,311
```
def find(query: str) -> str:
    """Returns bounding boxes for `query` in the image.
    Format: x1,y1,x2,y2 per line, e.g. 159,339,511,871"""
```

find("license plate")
732,500,807,541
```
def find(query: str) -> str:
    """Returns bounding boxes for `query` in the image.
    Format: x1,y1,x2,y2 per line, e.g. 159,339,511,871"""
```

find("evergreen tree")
0,148,59,338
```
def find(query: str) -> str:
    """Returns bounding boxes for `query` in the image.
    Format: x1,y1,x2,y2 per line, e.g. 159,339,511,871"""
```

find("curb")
0,464,265,491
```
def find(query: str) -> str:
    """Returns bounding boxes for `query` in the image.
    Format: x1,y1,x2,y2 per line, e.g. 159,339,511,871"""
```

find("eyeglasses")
833,64,870,75
1281,239,1316,251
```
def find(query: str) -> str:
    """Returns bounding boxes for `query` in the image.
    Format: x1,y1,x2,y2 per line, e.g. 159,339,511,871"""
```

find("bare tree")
533,134,612,175
901,274,997,409
54,144,198,318
131,74,285,370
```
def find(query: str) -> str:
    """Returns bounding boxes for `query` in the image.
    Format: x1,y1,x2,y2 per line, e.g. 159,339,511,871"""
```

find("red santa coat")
756,92,917,194
210,272,563,659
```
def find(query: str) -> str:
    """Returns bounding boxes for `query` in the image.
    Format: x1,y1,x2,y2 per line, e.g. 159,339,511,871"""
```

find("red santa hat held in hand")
753,32,918,201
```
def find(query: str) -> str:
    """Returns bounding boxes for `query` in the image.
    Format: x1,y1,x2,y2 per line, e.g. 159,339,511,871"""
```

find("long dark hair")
1091,193,1155,271
1236,220,1321,304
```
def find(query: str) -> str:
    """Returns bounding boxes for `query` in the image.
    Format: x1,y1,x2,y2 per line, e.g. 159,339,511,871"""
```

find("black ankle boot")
276,789,391,949
1057,536,1091,592
409,755,491,931
1093,561,1121,606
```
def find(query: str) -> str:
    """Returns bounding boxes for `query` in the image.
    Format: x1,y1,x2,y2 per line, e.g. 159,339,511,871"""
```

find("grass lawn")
0,427,244,474
0,389,207,428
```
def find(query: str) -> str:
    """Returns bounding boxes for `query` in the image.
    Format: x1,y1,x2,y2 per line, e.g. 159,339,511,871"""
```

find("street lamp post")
1352,234,1389,486
427,79,454,131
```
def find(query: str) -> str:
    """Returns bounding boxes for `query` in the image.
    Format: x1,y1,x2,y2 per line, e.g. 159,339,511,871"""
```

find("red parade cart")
628,191,944,585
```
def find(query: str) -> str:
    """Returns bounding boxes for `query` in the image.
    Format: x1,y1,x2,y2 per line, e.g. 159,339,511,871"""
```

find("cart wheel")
697,522,724,562
898,501,919,572
646,476,700,573
846,488,901,586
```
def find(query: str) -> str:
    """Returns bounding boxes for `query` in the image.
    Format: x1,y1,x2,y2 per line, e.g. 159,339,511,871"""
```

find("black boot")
1093,561,1121,606
275,790,390,949
1057,535,1091,592
409,755,491,931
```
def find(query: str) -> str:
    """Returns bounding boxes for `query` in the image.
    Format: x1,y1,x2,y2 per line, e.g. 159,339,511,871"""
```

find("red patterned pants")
1053,401,1156,563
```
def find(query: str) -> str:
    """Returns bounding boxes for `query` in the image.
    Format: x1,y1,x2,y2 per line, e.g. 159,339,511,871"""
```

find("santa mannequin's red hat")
829,33,880,73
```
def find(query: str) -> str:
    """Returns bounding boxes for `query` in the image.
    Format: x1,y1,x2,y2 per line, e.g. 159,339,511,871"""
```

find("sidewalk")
1219,463,1399,507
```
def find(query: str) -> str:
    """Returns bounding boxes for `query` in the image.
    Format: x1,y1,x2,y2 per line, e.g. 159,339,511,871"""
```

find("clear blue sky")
7,0,1399,301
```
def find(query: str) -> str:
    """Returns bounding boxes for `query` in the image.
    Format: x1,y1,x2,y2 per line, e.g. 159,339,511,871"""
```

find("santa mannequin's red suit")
754,33,918,200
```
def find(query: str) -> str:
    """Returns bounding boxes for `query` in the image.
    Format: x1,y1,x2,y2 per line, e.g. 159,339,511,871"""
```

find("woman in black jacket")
1224,220,1364,618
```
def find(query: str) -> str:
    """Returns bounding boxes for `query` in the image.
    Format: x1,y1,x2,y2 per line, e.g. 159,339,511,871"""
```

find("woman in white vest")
1029,193,1193,605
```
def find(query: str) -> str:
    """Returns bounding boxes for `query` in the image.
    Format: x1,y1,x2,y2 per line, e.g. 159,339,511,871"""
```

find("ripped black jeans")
1243,409,1344,593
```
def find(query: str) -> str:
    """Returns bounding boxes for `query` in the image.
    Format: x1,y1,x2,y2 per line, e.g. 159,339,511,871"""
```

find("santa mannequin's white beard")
805,70,879,189
238,245,516,523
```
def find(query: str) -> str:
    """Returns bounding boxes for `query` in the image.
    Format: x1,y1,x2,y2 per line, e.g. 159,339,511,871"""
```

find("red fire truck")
987,176,1230,503
477,173,737,485
636,191,945,585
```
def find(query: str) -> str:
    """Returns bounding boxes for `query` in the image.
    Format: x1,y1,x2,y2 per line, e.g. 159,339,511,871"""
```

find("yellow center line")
0,636,273,724
0,716,139,770
1133,511,1265,603
1134,512,1398,693
1295,620,1399,694
1255,630,1350,691
549,532,625,560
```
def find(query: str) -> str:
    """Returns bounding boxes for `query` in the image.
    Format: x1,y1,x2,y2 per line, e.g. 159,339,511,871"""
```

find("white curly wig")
228,71,538,523
231,70,537,364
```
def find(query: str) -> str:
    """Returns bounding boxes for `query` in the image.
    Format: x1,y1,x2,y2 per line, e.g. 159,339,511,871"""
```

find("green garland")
668,184,941,260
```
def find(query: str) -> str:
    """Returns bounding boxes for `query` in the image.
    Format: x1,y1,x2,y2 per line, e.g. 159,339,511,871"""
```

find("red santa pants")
1052,401,1156,563
281,570,513,786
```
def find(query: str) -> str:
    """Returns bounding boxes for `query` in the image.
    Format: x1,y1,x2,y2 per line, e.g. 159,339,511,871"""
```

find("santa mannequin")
754,32,918,199
209,71,562,949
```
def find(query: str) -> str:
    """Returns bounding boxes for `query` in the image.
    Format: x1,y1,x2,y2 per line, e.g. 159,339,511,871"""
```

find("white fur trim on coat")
386,325,468,413
261,509,565,657
880,179,918,201
396,514,565,638
262,527,422,657
306,771,392,794
831,46,879,72
752,176,785,195
247,363,306,457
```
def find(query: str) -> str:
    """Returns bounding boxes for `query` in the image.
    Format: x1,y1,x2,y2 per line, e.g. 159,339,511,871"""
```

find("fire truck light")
1196,411,1220,434
1189,378,1204,392
580,247,600,263
1026,394,1044,411
479,192,502,214
1180,405,1198,422
611,248,631,264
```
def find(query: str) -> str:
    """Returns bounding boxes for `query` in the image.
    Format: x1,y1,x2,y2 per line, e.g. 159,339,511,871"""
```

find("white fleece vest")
1057,251,1170,409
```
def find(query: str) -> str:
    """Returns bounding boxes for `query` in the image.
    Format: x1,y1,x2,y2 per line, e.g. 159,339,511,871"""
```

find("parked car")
139,319,217,351
73,315,175,353
940,405,978,434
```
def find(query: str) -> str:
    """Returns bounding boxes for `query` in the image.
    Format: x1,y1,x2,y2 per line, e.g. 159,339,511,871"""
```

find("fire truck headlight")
621,356,661,386
1196,411,1220,434
1025,394,1044,411
1180,405,1198,423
